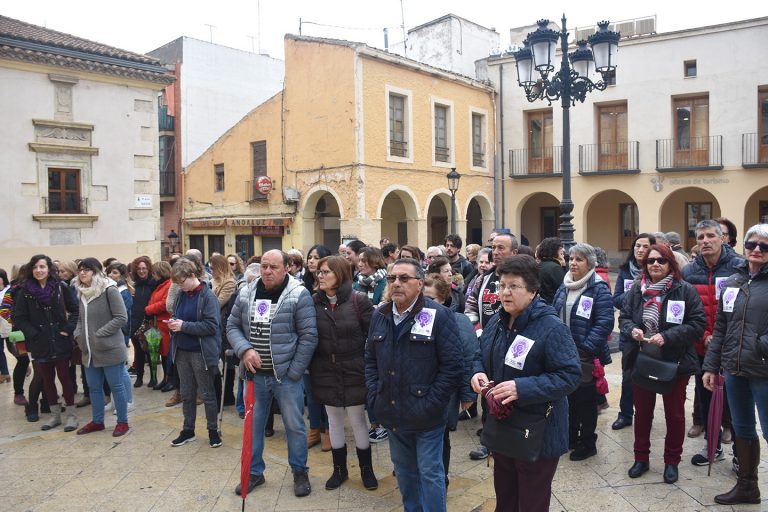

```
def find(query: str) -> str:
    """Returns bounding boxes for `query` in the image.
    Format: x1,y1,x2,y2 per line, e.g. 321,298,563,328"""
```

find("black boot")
25,402,39,422
357,446,378,490
40,397,50,414
715,438,761,505
325,445,348,490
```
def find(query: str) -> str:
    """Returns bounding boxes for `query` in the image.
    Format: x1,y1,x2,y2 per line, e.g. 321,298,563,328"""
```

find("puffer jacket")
703,261,768,378
365,294,463,433
552,273,614,365
14,281,79,361
472,298,581,460
619,278,706,376
171,285,222,370
227,276,318,382
682,245,744,355
310,282,373,407
73,283,128,368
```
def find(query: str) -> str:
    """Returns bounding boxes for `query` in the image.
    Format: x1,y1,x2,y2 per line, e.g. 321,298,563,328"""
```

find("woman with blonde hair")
226,254,245,281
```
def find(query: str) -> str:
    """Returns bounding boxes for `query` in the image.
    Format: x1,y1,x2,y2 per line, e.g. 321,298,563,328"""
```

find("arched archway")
744,186,768,230
659,187,721,251
466,193,494,245
426,193,452,246
301,188,343,251
583,189,639,262
378,188,420,247
519,192,559,249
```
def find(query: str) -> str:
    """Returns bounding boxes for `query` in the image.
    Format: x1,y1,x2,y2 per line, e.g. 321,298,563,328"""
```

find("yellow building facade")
183,35,496,257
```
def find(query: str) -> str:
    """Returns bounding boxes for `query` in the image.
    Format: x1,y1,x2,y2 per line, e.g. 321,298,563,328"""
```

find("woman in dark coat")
14,254,80,432
129,256,157,388
310,255,378,491
537,236,565,305
620,244,705,485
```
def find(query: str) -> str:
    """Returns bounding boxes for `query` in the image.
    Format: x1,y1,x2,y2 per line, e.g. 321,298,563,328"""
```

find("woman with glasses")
310,256,378,491
703,224,768,505
226,254,245,281
471,255,580,511
302,245,332,292
552,243,614,461
72,258,130,437
620,244,705,484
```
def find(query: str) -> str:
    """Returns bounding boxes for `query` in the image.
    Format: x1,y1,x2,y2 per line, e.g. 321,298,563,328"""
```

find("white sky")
3,1,766,59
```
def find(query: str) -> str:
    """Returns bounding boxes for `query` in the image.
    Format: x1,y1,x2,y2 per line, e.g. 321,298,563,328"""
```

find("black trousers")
569,382,598,449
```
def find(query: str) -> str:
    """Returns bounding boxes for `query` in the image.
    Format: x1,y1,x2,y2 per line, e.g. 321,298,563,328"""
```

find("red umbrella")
240,377,256,511
707,373,725,476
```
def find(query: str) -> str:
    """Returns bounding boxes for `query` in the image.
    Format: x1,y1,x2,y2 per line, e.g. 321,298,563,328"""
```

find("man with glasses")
682,219,744,464
365,258,462,512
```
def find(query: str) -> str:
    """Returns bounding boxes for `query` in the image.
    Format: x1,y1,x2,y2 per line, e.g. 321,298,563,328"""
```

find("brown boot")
307,428,321,449
321,430,332,452
714,438,761,505
165,390,181,407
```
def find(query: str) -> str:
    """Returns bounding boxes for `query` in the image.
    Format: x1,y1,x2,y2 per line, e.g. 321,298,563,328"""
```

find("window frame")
214,163,225,192
47,168,81,213
619,203,639,251
684,60,697,78
759,88,768,163
385,85,414,164
431,96,454,167
673,95,709,167
527,109,554,173
597,102,628,171
469,107,489,171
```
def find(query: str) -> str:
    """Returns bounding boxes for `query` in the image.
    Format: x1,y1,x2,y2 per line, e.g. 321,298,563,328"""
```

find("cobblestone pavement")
0,345,766,511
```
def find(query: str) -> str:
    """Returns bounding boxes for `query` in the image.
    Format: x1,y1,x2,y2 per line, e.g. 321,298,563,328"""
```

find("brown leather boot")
714,438,761,505
165,390,181,407
307,428,321,449
320,430,332,452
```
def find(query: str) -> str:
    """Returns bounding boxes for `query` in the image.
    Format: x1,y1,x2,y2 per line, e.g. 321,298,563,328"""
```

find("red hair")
640,244,682,281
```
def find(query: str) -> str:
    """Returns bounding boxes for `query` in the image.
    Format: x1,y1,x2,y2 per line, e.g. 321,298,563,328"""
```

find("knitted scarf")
629,259,642,279
73,274,112,302
640,275,674,335
356,268,386,291
24,278,56,306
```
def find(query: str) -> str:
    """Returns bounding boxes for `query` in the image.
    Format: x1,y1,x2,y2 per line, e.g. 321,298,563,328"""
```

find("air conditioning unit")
635,17,656,36
283,187,300,203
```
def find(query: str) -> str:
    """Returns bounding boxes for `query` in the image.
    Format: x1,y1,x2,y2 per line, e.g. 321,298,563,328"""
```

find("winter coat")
682,245,744,355
227,276,318,382
451,255,474,280
539,259,565,305
145,278,171,356
310,282,373,407
703,261,768,379
213,277,237,311
365,294,463,433
447,311,480,430
353,276,387,305
171,285,222,370
552,274,614,365
472,298,581,460
464,268,501,328
619,278,706,377
595,267,612,293
14,281,79,361
73,283,128,368
117,284,133,341
130,276,157,335
613,267,637,311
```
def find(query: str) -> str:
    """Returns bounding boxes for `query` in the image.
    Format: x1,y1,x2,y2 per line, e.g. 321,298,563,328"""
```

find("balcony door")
674,96,709,167
528,110,553,173
598,103,628,170
686,202,712,250
760,90,768,163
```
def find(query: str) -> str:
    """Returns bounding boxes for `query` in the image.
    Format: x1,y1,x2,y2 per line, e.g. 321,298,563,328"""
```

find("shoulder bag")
631,342,679,394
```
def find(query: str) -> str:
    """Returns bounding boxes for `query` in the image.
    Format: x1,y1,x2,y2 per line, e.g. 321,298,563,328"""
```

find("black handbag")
481,403,552,461
631,343,679,394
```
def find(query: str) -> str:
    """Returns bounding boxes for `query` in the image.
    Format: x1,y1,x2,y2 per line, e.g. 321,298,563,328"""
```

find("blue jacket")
447,311,480,429
552,274,614,365
171,285,222,370
365,294,463,433
613,267,638,311
472,298,581,460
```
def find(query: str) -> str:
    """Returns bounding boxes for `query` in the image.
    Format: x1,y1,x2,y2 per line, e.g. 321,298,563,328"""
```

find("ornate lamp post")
514,16,619,250
447,168,461,235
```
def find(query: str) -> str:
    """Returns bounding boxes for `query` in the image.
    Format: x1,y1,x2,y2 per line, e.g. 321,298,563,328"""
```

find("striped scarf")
640,275,673,335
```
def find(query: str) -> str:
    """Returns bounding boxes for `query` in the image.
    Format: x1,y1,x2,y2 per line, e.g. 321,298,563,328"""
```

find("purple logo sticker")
416,310,433,328
723,289,736,304
512,339,528,358
718,280,727,291
581,298,593,312
670,303,683,317
257,302,269,316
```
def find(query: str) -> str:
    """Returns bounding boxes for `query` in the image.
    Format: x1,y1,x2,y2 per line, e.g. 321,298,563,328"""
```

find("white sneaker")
104,401,115,413
112,402,135,415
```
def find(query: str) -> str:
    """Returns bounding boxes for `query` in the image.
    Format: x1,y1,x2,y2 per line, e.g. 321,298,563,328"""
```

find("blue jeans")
389,424,446,512
303,373,328,430
236,378,245,416
724,372,768,443
249,373,308,476
85,363,129,424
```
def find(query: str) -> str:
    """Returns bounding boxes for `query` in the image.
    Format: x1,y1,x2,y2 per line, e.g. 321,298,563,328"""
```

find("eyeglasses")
317,269,334,276
77,268,93,273
386,274,419,283
646,257,668,265
497,283,527,293
744,240,768,252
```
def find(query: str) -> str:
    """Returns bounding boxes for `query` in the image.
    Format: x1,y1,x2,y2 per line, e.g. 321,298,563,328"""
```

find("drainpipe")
499,64,505,229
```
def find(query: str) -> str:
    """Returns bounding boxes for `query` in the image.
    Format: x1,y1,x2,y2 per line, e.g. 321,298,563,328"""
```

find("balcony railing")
435,145,450,162
43,197,88,214
390,140,408,158
473,151,485,167
245,180,267,202
509,146,563,178
742,132,768,168
160,171,175,196
656,135,723,171
579,141,640,174
158,105,175,132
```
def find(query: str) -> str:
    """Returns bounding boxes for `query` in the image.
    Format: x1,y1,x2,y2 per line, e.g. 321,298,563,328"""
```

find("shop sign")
252,225,284,236
256,176,273,195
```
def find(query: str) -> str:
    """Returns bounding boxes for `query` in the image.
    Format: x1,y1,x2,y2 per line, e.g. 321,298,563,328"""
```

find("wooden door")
598,104,628,171
528,111,553,173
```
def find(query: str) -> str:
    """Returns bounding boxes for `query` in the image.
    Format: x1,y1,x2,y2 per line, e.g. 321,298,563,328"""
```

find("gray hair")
426,246,445,257
186,248,203,261
695,219,722,236
569,243,597,268
665,231,682,246
244,263,261,283
652,232,668,244
493,233,520,251
392,258,425,279
594,246,609,268
477,247,492,260
744,224,768,242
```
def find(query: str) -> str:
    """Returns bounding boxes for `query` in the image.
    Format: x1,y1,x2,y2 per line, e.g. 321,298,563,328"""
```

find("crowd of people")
0,218,766,511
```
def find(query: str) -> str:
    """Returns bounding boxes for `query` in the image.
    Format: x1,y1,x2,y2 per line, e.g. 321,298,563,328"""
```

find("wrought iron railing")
390,140,408,158
43,197,88,214
579,141,640,174
435,145,450,162
742,132,768,168
656,135,722,170
509,146,563,177
160,171,175,196
158,105,175,132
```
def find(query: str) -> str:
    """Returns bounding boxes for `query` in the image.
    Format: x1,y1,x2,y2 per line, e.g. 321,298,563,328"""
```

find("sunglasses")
646,257,668,265
386,274,419,283
744,240,768,252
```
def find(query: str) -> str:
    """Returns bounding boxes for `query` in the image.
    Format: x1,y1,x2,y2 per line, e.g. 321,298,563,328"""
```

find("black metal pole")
558,14,575,253
450,190,457,235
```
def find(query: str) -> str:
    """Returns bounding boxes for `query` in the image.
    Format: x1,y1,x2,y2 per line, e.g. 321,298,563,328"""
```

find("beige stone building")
183,35,496,257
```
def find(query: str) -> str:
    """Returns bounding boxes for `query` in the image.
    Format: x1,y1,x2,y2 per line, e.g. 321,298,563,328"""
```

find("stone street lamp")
447,168,461,235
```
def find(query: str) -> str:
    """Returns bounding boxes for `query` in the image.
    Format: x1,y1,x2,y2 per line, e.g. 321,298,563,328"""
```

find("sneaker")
293,470,311,497
77,421,105,435
209,429,222,448
369,426,389,443
112,422,130,437
171,430,196,447
112,402,135,415
691,446,724,466
234,474,265,495
469,445,490,460
104,400,115,413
